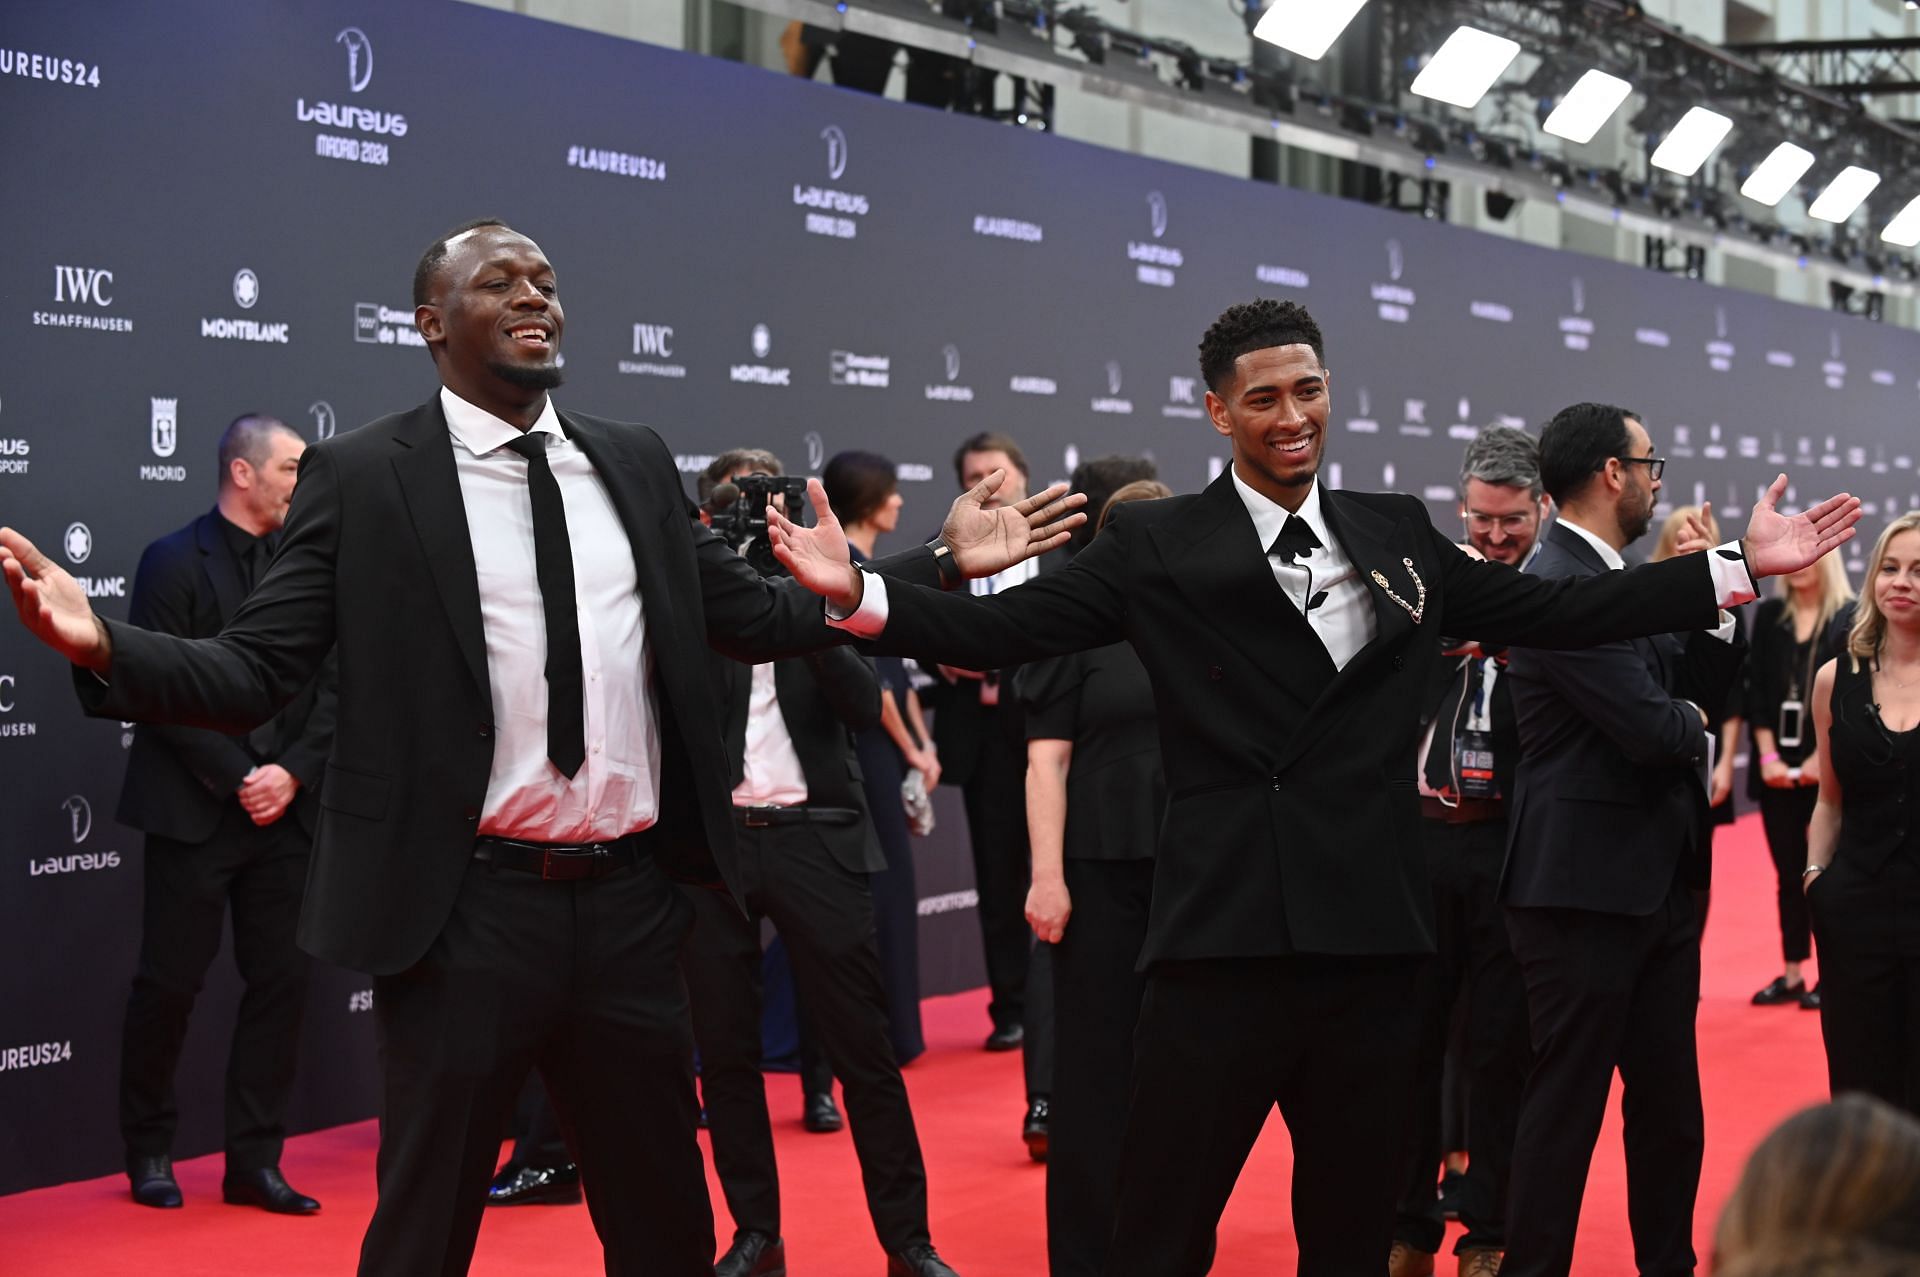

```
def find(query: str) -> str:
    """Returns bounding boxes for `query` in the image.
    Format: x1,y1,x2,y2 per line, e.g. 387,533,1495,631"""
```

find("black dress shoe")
1437,1167,1466,1221
127,1154,182,1209
1752,976,1808,1006
983,1023,1023,1052
222,1166,320,1215
1022,1097,1049,1163
802,1091,844,1133
887,1244,961,1276
1802,983,1823,1011
486,1162,582,1205
715,1229,787,1277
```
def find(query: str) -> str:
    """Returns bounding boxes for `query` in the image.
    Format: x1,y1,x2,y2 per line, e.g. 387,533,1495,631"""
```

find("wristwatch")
927,538,963,591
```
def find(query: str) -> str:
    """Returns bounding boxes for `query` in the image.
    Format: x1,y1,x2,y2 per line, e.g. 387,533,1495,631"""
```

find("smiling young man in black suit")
0,220,1080,1277
766,300,1860,1276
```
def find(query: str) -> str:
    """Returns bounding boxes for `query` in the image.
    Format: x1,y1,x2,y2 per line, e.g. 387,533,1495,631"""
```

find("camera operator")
691,450,960,1277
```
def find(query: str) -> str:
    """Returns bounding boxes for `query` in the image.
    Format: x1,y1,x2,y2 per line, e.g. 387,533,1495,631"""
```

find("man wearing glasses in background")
1498,404,1744,1277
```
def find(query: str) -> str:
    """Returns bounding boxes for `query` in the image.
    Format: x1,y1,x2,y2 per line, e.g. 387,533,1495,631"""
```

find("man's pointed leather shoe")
714,1229,786,1276
222,1166,320,1215
1021,1097,1049,1162
886,1243,961,1276
802,1091,843,1133
983,1023,1023,1052
486,1161,582,1205
127,1154,182,1208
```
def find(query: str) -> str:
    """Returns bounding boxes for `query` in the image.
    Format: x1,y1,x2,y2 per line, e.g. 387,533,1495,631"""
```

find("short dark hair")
1069,454,1158,554
413,217,510,308
697,448,783,507
822,451,898,527
216,414,298,486
1460,425,1542,500
953,432,1028,487
1538,402,1638,504
1198,299,1325,394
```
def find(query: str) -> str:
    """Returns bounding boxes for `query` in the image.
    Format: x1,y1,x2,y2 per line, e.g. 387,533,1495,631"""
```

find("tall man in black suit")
1500,404,1746,1277
0,220,1077,1277
117,414,335,1215
767,301,1858,1276
691,451,953,1277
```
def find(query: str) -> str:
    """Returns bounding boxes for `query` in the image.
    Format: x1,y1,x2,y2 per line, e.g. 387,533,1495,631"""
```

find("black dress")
1808,655,1920,1115
1018,641,1163,1277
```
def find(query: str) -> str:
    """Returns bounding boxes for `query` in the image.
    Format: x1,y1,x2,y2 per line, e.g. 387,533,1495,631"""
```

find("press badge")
1451,661,1500,800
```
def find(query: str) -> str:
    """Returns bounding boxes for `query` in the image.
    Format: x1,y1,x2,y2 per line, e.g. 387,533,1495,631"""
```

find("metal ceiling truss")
1725,36,1920,99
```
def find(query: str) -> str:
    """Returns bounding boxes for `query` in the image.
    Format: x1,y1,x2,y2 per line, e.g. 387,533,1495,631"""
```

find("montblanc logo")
63,794,92,844
336,27,373,93
64,522,92,565
309,400,336,441
149,397,177,458
621,323,685,379
301,26,406,166
805,432,826,471
1127,192,1183,287
796,124,868,239
1370,240,1414,322
925,344,974,402
730,323,791,387
203,268,289,344
1163,375,1204,420
36,264,131,334
1092,361,1132,415
354,302,422,348
1064,444,1081,474
1559,276,1593,351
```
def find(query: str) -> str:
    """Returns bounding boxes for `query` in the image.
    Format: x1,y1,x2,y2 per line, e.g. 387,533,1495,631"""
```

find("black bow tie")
1268,514,1321,565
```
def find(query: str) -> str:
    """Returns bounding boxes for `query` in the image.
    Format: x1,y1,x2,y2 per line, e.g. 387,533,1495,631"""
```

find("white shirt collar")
439,385,564,457
1554,514,1626,571
1229,464,1330,558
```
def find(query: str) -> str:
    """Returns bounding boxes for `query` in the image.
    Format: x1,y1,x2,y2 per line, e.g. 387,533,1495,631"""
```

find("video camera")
707,473,810,576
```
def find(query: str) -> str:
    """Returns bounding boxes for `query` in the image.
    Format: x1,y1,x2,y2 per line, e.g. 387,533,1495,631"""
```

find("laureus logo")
309,400,336,441
943,345,961,381
62,794,92,844
336,27,373,93
1715,306,1728,340
1386,239,1405,282
821,125,849,181
150,398,177,458
804,431,825,470
1147,191,1168,239
1570,276,1586,315
233,269,259,310
1106,361,1123,397
63,522,92,565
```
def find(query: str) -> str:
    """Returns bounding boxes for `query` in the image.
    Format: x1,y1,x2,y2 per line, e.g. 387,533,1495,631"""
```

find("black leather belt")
473,831,651,881
733,805,863,829
1420,795,1503,826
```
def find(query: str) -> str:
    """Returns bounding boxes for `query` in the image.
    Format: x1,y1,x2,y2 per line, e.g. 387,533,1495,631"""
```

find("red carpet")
2,812,1830,1275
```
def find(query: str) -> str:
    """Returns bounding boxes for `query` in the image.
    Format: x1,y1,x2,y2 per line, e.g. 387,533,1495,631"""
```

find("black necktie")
504,432,586,779
1269,514,1321,565
240,537,267,594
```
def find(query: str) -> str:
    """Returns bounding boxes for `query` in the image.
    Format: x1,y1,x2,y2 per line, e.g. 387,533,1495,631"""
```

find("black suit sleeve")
276,650,340,791
1430,525,1723,647
76,444,344,732
803,647,881,731
122,538,260,795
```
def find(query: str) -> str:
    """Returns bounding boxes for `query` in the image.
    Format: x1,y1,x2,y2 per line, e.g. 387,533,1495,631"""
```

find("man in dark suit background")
770,300,1852,1276
690,451,956,1277
0,220,1076,1277
117,414,335,1215
1500,403,1747,1277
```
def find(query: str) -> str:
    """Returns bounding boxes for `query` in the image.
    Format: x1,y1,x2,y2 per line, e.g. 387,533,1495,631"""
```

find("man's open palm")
940,468,1086,579
1744,475,1862,578
0,527,109,668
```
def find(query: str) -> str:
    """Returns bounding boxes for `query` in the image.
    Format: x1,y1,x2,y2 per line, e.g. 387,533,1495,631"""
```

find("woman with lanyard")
1019,479,1171,1277
1746,551,1854,1009
1805,511,1920,1116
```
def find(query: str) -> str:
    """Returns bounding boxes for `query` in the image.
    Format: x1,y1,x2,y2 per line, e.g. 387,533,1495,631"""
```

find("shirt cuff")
1707,609,1739,643
826,570,889,637
1707,541,1757,608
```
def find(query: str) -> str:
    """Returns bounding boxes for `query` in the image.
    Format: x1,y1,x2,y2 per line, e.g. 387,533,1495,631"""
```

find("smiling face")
1459,478,1544,566
1205,343,1327,511
415,225,563,423
1874,528,1920,629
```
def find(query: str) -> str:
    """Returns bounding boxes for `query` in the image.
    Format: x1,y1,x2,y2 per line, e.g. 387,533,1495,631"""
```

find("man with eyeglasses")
1498,403,1744,1277
1391,426,1548,1277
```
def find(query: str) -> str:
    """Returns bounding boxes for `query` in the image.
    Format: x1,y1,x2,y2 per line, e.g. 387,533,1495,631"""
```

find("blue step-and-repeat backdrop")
2,0,1917,1193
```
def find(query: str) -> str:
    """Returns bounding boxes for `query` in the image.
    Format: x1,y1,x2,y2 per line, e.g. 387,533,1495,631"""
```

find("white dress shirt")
440,386,660,842
1228,469,1375,671
732,662,810,807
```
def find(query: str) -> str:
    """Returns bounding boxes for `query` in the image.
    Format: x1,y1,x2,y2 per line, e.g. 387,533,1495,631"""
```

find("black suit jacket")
116,510,336,844
919,551,1060,786
1501,521,1747,915
713,644,886,873
859,473,1724,965
76,396,939,975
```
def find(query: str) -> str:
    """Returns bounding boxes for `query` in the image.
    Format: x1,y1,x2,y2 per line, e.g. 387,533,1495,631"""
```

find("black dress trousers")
680,817,931,1253
120,801,312,1171
358,851,710,1277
